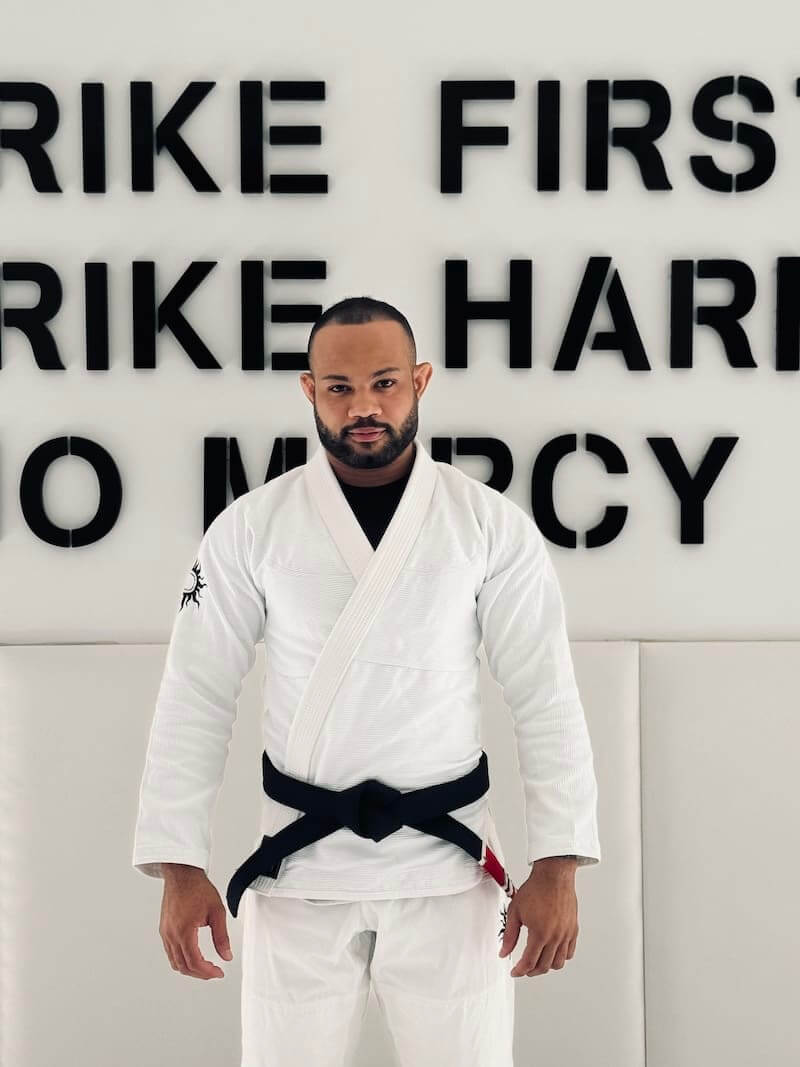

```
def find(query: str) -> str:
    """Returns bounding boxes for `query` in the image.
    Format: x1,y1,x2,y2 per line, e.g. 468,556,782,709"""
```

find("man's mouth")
349,429,385,441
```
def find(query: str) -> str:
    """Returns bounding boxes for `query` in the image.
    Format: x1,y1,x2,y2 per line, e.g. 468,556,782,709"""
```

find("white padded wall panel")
478,640,644,1067
640,642,800,1067
0,645,248,1067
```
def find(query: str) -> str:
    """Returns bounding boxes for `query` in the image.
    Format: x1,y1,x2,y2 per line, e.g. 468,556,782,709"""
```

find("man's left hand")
498,857,579,978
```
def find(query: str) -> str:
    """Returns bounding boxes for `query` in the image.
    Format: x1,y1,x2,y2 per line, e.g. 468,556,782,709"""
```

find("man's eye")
329,380,397,393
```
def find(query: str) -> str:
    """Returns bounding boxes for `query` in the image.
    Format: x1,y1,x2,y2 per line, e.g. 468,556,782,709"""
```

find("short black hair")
306,296,417,373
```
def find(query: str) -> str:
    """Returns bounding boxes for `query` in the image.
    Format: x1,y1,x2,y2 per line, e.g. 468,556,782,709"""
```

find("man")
132,296,601,1066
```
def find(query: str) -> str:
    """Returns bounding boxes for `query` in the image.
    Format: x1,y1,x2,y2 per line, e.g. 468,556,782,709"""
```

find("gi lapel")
286,437,437,777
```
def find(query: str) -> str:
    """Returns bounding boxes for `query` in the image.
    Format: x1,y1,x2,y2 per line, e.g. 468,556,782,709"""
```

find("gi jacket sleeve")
475,493,601,869
131,497,266,879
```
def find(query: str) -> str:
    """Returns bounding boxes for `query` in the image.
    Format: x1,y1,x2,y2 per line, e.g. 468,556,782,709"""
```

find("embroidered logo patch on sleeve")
180,559,206,610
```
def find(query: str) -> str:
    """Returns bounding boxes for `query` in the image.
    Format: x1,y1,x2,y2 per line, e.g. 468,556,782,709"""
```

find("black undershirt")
332,445,415,551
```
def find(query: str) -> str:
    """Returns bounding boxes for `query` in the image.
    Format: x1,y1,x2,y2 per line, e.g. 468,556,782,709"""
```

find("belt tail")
225,834,283,918
480,805,516,901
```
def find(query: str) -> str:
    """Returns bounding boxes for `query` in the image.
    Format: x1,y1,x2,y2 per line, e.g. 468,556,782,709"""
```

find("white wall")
2,1,798,1064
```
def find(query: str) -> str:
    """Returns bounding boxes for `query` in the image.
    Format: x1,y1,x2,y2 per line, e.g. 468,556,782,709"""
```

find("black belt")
225,749,492,917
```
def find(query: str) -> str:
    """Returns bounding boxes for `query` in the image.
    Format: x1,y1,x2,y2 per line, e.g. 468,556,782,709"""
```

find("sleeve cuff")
527,841,601,867
132,848,210,880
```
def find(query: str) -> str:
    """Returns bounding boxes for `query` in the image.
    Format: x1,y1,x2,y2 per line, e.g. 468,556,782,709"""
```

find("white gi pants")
240,872,515,1066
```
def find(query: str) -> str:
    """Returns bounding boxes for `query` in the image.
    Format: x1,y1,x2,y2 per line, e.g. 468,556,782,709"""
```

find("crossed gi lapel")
285,438,437,782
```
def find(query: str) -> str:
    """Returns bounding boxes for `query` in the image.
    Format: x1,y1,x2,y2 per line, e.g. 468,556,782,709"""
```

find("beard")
313,402,419,469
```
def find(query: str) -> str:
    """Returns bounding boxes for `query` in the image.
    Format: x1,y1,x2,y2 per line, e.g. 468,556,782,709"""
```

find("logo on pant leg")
498,903,508,939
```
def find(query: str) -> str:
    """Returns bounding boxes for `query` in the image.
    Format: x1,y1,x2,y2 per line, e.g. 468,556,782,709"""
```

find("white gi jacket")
132,437,601,900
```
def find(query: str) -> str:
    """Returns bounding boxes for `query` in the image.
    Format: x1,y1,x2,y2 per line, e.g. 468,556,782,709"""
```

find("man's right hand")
158,864,234,979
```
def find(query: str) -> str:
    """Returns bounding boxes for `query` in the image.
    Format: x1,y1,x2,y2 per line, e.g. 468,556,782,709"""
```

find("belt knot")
337,778,402,841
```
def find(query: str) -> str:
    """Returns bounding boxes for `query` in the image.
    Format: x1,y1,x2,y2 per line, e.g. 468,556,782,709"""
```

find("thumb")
209,907,233,961
498,901,521,958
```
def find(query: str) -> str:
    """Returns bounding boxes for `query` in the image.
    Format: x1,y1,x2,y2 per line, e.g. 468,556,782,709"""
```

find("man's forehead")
314,319,407,351
311,322,411,377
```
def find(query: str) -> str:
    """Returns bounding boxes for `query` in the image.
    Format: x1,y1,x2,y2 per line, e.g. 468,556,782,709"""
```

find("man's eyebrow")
319,366,403,382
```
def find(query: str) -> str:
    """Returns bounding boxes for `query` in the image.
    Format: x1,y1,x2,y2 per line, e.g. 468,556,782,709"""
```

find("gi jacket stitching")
259,552,481,578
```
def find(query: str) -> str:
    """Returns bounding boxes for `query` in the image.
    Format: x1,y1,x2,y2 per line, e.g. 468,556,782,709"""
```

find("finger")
181,926,224,980
566,931,577,959
167,935,191,975
550,938,570,969
530,941,559,975
161,926,188,974
498,905,522,958
510,940,544,978
209,907,233,962
161,934,180,972
184,927,223,980
172,934,195,976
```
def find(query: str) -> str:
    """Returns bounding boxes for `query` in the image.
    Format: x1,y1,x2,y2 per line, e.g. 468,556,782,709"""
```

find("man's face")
300,319,432,469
